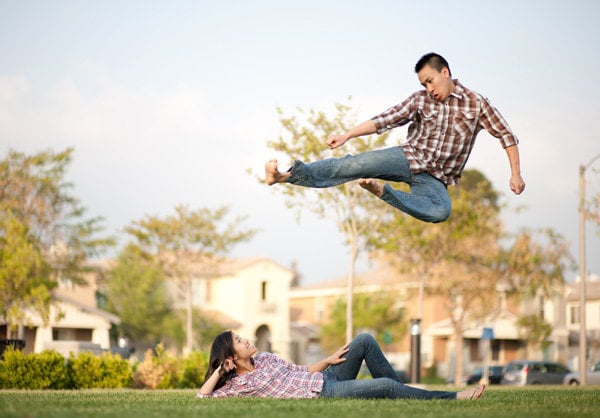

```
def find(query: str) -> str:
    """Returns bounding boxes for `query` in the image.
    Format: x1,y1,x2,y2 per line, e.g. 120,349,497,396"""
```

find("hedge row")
0,345,208,389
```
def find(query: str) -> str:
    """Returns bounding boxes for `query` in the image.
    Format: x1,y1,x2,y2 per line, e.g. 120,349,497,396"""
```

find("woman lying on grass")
197,332,485,400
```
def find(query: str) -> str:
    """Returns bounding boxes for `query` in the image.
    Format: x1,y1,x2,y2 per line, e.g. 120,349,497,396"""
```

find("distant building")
0,261,119,357
289,262,585,379
5,254,597,378
167,257,295,360
563,274,600,371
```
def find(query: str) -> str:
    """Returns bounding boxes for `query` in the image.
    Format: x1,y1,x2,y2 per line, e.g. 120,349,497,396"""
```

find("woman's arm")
307,343,350,373
197,366,222,396
197,358,236,397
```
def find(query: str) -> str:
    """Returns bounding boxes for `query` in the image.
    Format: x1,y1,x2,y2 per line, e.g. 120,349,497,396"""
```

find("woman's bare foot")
358,179,383,197
456,384,486,400
265,159,289,185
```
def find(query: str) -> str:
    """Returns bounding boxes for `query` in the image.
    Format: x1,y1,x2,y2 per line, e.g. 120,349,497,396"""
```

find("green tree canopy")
367,169,571,385
105,244,181,349
123,204,256,353
0,215,52,336
265,99,391,341
321,291,407,353
0,148,113,336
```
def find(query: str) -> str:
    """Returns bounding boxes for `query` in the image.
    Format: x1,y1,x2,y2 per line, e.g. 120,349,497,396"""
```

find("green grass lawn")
1,386,599,418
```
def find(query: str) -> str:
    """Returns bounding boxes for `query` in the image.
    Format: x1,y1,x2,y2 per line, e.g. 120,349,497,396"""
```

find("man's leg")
266,147,411,188
265,147,451,223
378,172,451,223
265,159,290,185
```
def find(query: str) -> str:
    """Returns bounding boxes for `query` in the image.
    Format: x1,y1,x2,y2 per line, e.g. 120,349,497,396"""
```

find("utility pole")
578,154,600,385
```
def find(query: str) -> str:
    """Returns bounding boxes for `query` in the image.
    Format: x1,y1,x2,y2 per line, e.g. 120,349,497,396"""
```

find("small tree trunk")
346,240,358,343
185,277,193,355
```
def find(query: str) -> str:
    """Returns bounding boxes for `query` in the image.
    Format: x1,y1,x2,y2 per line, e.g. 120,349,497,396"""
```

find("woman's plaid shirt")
196,352,324,398
371,80,518,186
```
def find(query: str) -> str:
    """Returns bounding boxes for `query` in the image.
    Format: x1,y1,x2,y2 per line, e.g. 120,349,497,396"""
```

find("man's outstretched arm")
505,144,525,195
326,120,378,149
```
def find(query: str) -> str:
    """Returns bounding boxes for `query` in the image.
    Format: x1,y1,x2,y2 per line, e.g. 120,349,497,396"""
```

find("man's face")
417,64,454,101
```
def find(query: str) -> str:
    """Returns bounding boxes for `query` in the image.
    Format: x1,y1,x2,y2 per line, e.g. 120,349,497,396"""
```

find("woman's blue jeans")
320,333,456,400
287,147,451,223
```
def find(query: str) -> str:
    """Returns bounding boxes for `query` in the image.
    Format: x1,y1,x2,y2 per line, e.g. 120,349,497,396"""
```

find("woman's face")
231,333,257,360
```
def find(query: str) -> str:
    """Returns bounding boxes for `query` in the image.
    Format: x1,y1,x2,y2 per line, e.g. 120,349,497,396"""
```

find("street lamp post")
578,154,600,386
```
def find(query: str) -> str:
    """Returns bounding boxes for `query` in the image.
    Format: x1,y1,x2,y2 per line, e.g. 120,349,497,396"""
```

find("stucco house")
563,274,600,371
0,263,120,357
170,256,295,360
289,262,590,379
5,253,597,379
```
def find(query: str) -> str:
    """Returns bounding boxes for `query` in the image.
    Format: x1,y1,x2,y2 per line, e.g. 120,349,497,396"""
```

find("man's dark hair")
415,53,451,76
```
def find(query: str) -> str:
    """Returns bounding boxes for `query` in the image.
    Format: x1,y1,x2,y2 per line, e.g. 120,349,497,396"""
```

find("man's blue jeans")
287,147,451,223
320,334,456,400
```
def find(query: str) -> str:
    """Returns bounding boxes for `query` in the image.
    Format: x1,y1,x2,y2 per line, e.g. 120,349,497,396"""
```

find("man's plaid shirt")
196,352,324,398
371,80,518,186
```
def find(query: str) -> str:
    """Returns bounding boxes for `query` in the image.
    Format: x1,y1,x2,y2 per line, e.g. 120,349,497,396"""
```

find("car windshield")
506,363,524,372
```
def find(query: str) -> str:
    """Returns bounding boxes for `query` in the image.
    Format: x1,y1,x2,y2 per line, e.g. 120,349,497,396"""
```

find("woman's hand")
308,342,350,372
326,343,350,365
218,357,236,376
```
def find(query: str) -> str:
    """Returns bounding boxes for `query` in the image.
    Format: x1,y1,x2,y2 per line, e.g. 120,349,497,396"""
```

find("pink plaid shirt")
196,352,324,398
371,80,518,186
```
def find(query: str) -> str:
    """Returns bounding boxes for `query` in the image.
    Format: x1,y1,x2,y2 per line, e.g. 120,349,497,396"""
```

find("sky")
1,0,599,285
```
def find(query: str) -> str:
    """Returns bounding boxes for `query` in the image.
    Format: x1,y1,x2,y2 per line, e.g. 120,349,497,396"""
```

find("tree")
516,314,553,357
495,227,573,358
368,169,571,385
497,228,573,299
265,99,390,342
368,170,502,384
321,291,407,354
105,244,181,350
0,216,52,337
583,163,599,228
124,204,256,354
0,148,113,337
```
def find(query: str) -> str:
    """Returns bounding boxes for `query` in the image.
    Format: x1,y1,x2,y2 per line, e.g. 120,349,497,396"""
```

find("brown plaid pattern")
197,352,323,398
371,81,518,185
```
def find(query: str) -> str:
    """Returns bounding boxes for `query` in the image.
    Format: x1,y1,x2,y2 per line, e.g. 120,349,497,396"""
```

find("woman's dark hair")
204,330,237,390
414,52,452,76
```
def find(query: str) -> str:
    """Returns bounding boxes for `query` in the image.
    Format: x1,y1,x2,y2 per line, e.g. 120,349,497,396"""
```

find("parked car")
563,361,600,385
501,360,570,385
446,365,504,385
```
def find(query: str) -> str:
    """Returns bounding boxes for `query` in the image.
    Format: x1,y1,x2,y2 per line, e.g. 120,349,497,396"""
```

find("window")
261,281,267,301
491,340,500,361
570,305,580,325
207,279,212,302
58,275,74,290
314,298,324,322
52,328,92,341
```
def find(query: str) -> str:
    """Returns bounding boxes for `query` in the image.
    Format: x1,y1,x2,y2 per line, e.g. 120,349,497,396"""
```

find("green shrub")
0,345,208,389
68,351,132,388
0,347,71,389
132,345,208,389
132,349,165,389
175,350,208,388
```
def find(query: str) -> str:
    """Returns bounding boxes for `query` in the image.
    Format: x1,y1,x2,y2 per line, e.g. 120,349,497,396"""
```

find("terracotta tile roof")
293,263,418,291
566,279,600,300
